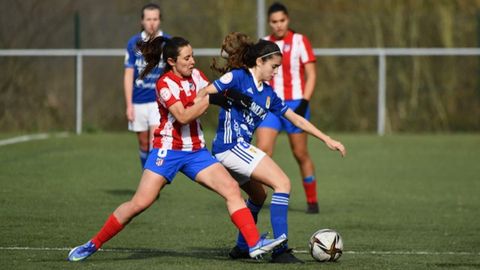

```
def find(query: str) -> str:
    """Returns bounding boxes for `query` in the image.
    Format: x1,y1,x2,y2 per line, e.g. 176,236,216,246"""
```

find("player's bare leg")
114,169,168,223
255,127,279,156
288,132,318,213
195,163,287,258
136,130,150,168
68,170,167,261
250,155,303,263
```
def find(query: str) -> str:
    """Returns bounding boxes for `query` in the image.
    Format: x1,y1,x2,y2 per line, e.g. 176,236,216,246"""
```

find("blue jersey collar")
248,68,264,92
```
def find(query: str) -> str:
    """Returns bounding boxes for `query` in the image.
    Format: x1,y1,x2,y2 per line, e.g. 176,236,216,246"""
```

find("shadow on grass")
94,247,269,264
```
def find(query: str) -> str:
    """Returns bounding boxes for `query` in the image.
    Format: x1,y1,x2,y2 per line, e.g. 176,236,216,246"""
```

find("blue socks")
236,199,263,250
271,192,289,253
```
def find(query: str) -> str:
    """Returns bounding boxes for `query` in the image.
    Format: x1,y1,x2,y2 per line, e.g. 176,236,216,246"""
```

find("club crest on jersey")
160,88,172,101
220,72,233,84
156,158,164,166
283,44,291,53
189,82,195,91
266,96,271,109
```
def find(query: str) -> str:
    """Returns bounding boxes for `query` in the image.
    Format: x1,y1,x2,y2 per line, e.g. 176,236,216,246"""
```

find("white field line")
0,132,69,146
0,246,478,256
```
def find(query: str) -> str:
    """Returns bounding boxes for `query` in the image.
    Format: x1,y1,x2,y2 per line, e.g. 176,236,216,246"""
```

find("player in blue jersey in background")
124,3,171,168
199,32,346,263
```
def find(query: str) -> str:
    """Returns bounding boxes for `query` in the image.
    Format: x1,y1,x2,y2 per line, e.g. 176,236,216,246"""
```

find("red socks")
91,214,124,249
230,208,260,248
303,180,318,204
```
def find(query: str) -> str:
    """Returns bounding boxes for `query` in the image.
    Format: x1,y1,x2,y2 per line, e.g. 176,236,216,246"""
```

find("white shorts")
214,141,266,186
128,102,160,132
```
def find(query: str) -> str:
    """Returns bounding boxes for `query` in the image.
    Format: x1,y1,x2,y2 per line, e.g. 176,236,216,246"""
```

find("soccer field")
0,132,479,270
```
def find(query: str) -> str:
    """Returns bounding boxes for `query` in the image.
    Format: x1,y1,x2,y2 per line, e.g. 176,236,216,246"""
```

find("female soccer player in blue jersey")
124,3,170,168
67,36,287,262
199,32,346,263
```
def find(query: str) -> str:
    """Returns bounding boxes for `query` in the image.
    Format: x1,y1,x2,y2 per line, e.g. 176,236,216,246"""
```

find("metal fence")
2,47,480,135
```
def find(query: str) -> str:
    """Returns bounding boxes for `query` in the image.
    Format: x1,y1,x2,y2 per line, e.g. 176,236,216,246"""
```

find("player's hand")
326,138,346,157
126,106,134,122
225,89,252,109
294,99,309,117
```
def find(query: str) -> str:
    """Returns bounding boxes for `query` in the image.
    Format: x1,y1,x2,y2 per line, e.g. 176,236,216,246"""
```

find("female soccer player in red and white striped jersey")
257,2,320,214
67,36,286,262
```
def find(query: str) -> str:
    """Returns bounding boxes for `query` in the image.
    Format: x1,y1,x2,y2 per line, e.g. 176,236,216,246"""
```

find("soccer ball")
308,229,343,262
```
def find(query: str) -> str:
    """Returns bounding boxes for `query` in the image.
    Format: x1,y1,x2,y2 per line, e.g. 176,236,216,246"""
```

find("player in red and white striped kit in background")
257,2,320,213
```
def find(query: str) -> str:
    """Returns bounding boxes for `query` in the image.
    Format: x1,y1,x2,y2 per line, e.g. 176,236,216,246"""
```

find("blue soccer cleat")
67,240,98,262
249,233,288,258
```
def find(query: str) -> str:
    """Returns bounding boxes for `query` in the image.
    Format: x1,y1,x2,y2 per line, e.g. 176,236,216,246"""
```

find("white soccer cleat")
248,233,287,258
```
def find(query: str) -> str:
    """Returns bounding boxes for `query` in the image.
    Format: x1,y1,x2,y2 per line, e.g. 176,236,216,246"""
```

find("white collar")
141,30,163,41
248,68,263,92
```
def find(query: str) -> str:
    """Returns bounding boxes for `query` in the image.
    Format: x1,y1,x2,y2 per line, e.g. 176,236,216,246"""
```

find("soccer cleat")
271,248,305,264
228,245,250,259
249,233,288,258
67,240,98,262
306,202,319,214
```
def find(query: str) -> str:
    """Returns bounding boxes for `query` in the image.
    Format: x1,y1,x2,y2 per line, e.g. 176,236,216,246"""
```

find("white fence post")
75,53,83,135
257,0,266,39
377,51,387,136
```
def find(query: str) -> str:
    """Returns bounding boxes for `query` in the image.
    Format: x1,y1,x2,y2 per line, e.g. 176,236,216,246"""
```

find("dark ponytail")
138,36,190,79
242,43,258,68
137,36,168,79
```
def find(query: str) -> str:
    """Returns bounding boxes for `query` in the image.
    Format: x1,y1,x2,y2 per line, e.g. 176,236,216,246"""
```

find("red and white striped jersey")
153,69,209,151
265,30,316,101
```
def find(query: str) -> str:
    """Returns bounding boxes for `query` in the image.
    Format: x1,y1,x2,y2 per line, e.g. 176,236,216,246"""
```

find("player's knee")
293,148,310,163
220,178,242,199
273,177,291,193
129,199,152,214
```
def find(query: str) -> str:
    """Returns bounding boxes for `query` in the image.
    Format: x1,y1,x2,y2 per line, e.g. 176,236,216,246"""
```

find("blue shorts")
144,148,218,183
258,99,311,134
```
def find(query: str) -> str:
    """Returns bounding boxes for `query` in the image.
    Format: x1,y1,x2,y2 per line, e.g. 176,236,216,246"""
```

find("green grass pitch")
0,132,479,269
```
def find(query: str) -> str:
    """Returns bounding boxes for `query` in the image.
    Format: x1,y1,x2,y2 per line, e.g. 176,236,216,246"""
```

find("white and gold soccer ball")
308,229,344,262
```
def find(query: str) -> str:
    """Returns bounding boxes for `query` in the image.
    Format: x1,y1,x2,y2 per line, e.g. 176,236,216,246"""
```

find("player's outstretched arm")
283,109,346,157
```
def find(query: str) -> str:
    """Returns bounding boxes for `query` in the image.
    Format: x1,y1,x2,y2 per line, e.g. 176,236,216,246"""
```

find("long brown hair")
210,32,282,73
210,32,253,74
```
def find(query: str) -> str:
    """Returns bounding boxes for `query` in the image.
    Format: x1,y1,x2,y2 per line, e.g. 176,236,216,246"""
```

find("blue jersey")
124,31,171,104
211,68,289,154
